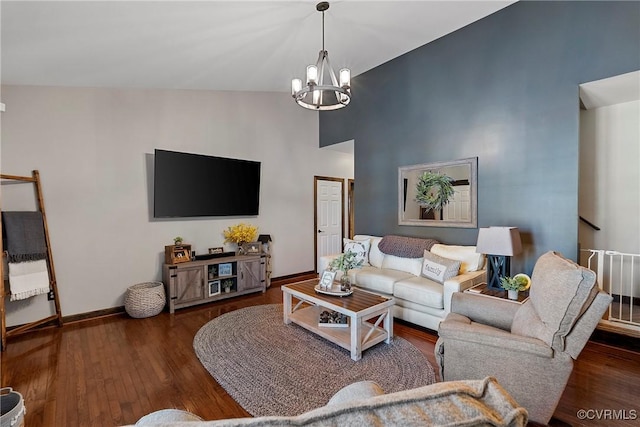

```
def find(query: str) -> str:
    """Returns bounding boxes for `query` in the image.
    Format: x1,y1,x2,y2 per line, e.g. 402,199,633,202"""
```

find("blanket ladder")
0,170,63,351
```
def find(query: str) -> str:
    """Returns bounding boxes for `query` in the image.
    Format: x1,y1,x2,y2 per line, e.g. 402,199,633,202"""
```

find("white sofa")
320,235,486,331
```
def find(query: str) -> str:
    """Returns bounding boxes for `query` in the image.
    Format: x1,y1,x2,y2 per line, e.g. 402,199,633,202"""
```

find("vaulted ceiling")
1,1,515,92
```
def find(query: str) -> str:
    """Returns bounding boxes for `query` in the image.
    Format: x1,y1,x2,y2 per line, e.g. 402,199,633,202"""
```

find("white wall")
579,99,640,253
0,85,353,325
579,100,640,295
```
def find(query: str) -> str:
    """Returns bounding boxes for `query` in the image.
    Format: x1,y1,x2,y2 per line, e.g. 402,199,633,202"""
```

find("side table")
465,282,529,304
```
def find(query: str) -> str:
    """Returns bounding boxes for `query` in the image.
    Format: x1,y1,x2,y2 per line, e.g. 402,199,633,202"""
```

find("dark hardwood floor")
1,283,639,426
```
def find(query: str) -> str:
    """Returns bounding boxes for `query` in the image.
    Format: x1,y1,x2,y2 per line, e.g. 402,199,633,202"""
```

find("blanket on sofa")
378,235,439,258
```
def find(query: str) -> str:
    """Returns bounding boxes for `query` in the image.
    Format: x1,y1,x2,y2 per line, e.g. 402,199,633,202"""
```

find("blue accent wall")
319,1,640,273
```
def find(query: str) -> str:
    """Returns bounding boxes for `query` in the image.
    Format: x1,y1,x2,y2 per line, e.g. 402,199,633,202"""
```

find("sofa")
132,377,527,426
319,235,486,331
435,251,613,424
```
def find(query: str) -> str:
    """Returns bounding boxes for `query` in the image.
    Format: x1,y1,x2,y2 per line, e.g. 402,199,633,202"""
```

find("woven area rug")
193,304,436,417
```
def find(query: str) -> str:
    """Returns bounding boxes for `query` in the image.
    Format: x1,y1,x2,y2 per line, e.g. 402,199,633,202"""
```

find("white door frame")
314,176,345,273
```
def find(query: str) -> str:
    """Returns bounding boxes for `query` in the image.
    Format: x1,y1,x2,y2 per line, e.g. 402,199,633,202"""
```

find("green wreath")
414,171,455,212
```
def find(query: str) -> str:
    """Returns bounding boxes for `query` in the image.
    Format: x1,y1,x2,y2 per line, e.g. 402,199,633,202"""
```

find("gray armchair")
435,251,612,424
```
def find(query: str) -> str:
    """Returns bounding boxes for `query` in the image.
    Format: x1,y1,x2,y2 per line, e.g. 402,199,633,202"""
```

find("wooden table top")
465,282,529,304
282,279,393,313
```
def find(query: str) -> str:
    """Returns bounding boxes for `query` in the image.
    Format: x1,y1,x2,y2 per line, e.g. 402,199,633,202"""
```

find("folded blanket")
2,211,48,263
378,235,439,258
8,259,50,301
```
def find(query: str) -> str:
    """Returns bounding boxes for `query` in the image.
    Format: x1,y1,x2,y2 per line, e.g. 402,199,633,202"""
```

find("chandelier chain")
322,9,325,51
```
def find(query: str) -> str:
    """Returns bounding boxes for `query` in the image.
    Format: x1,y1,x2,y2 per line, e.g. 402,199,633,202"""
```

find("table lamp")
476,227,522,290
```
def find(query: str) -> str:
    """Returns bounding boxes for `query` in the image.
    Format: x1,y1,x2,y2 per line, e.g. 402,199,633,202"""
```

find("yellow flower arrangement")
223,223,258,244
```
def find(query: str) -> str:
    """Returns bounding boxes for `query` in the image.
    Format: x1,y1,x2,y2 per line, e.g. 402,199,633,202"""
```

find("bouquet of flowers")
223,223,258,245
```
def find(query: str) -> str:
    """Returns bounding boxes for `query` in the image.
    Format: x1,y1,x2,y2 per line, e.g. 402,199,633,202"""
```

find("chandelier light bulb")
306,65,318,84
291,78,302,95
339,68,351,88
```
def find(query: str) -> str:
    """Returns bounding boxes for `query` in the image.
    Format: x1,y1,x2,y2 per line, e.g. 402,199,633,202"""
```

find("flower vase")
507,289,519,300
340,274,351,292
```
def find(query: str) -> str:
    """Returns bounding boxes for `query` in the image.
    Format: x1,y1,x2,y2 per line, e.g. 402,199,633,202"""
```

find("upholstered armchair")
435,251,612,424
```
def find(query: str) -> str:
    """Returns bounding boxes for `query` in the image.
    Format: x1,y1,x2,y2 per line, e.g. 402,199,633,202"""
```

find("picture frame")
218,263,233,277
165,244,192,264
319,270,336,289
208,280,221,297
242,242,261,254
172,249,190,264
208,247,224,255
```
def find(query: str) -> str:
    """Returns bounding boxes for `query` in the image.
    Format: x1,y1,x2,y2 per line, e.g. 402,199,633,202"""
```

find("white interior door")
443,185,470,222
316,179,343,272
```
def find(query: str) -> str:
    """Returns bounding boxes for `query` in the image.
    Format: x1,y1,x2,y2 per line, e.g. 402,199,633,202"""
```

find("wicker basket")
1,387,25,427
125,282,166,318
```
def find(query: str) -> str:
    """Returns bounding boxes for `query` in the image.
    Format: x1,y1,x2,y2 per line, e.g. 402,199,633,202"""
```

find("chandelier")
291,2,351,111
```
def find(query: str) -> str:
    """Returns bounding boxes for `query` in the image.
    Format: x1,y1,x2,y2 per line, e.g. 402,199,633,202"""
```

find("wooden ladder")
0,170,63,350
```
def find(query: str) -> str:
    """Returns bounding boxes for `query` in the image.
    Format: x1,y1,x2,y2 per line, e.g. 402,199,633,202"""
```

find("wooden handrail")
579,216,601,231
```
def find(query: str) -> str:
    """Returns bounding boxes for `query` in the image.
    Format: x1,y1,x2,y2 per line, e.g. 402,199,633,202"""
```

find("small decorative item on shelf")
218,263,233,277
319,270,337,290
222,279,234,293
242,242,262,255
499,273,531,300
318,310,349,328
329,250,364,291
208,280,221,297
223,223,259,255
165,244,192,264
173,236,184,245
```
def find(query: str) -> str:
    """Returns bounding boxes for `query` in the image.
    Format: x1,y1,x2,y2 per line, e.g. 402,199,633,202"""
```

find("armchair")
435,251,612,424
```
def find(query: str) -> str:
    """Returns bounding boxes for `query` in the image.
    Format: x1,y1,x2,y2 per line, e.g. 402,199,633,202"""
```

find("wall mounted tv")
154,149,261,218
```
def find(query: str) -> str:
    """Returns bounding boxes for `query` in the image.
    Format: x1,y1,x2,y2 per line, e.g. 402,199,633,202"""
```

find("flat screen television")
154,149,261,218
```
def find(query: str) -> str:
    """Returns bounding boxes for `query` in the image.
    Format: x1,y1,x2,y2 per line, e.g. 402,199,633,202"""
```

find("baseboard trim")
271,271,316,286
63,306,126,324
591,328,640,353
7,272,318,334
6,306,127,335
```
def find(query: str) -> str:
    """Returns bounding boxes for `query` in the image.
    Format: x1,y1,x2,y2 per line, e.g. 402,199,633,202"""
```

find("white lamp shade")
291,78,302,95
476,227,522,256
339,68,350,87
306,65,318,84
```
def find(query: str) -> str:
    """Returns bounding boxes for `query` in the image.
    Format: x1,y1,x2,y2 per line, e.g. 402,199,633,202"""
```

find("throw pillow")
420,250,461,284
343,238,371,266
430,244,485,274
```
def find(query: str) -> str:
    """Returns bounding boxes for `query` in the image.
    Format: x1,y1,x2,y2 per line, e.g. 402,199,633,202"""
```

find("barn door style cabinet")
163,254,266,313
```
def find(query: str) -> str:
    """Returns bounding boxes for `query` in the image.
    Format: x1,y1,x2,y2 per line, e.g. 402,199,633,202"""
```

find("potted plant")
329,250,364,291
499,273,531,300
222,279,234,293
173,236,184,245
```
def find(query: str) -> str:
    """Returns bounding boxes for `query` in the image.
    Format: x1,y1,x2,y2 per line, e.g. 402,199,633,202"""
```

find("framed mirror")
399,157,477,228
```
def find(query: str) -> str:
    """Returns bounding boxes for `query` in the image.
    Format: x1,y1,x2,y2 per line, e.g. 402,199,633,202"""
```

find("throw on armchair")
435,251,612,424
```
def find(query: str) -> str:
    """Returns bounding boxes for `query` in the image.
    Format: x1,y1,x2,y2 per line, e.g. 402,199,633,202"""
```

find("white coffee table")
281,279,394,361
